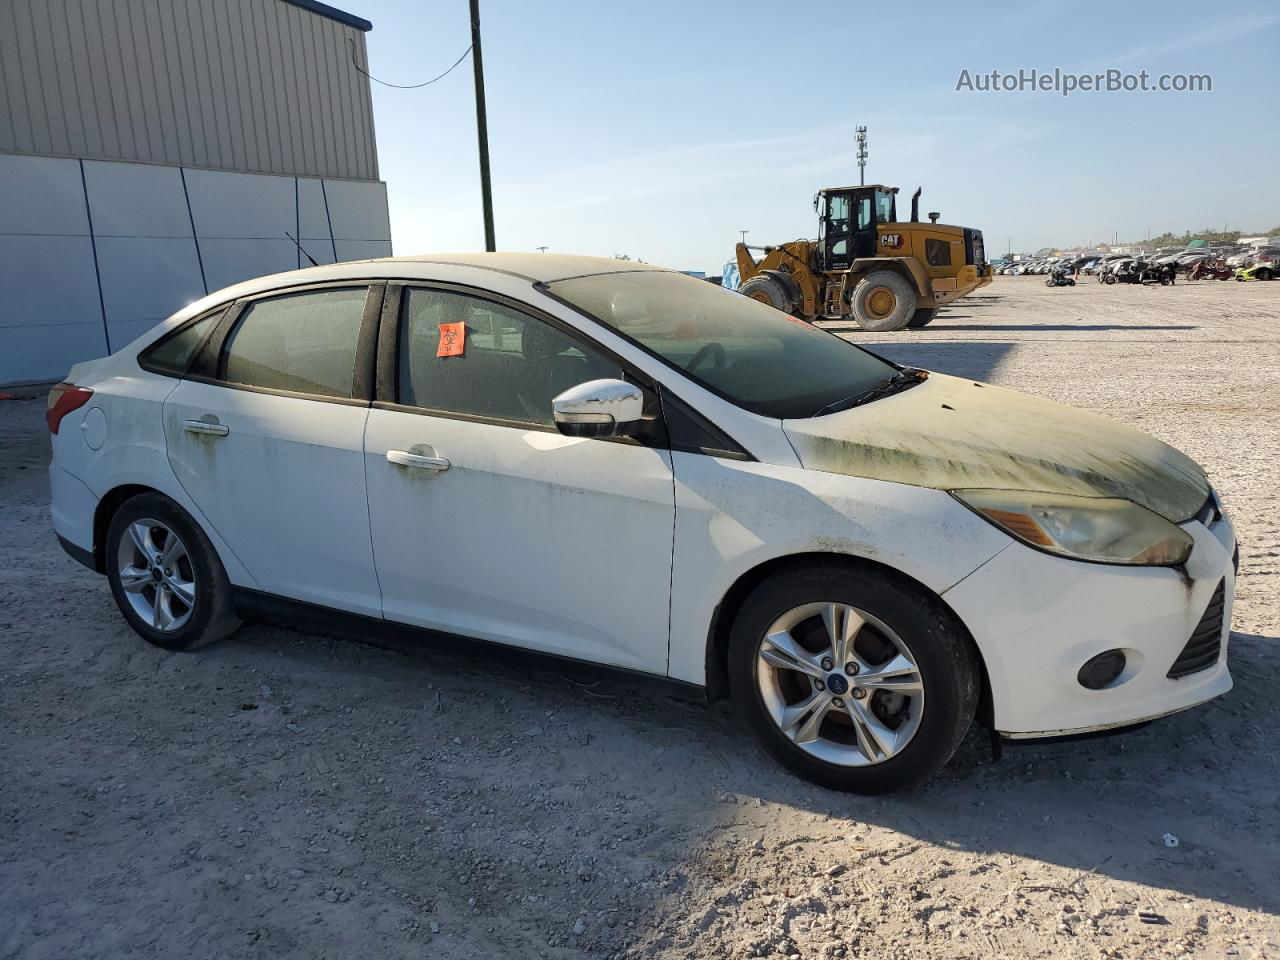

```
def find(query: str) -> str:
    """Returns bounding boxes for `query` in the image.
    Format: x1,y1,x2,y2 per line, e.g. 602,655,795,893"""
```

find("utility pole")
469,0,495,251
855,126,868,186
738,230,749,245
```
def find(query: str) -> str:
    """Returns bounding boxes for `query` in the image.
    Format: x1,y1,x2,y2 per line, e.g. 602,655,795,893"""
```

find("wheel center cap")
826,673,849,696
151,567,163,582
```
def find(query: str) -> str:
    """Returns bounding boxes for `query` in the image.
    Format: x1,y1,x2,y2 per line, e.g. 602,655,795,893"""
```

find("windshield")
546,271,897,419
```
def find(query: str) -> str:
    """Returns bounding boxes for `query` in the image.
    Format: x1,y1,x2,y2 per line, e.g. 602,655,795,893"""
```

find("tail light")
47,383,93,434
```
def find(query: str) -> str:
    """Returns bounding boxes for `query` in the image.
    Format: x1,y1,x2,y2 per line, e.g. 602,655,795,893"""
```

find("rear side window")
925,238,951,267
140,311,222,376
222,288,368,398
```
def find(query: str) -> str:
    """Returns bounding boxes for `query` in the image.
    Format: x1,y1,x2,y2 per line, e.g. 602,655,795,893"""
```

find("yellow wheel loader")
735,185,992,331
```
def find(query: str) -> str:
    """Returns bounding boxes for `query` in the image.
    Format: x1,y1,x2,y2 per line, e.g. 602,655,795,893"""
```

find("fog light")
1078,650,1127,690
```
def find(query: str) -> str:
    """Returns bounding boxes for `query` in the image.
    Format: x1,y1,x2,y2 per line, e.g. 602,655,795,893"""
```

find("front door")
163,284,383,616
852,190,878,259
363,286,676,673
821,192,854,271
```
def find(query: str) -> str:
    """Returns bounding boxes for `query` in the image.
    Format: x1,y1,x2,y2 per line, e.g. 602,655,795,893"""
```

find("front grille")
1192,489,1221,527
1167,580,1225,679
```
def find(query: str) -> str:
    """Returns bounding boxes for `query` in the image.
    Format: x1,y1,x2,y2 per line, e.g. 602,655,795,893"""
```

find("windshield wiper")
812,368,929,417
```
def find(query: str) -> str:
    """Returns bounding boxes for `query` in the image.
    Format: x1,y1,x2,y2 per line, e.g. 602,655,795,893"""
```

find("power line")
347,37,472,89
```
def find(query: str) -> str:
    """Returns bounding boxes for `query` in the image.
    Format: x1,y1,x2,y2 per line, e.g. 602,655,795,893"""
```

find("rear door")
363,284,676,673
163,283,384,616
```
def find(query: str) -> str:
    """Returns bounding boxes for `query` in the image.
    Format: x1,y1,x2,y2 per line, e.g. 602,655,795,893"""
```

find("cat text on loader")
735,185,993,330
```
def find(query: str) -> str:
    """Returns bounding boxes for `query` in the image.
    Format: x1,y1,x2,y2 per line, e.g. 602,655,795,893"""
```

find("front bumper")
943,511,1236,737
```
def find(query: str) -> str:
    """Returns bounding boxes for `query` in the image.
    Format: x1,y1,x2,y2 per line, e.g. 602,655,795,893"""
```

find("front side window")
398,288,622,426
856,196,873,231
826,194,850,234
547,271,897,419
220,288,368,398
874,190,896,224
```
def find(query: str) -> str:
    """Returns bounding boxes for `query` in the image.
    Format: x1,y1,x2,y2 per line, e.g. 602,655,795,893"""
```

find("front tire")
105,492,240,651
739,274,796,313
851,271,917,331
728,564,980,793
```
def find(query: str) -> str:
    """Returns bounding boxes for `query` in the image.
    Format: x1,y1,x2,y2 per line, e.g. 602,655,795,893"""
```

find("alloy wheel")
116,518,196,632
756,602,924,766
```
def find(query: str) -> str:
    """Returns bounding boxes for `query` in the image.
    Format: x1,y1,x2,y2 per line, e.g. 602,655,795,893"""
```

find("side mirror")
552,379,644,438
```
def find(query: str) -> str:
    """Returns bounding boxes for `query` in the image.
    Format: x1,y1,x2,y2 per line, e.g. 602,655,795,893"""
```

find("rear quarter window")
138,310,224,377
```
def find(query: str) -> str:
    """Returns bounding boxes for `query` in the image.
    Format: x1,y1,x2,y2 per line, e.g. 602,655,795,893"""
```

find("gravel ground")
2,275,1278,960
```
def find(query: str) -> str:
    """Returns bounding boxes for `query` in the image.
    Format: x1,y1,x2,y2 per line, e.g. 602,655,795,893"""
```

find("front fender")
666,453,1010,684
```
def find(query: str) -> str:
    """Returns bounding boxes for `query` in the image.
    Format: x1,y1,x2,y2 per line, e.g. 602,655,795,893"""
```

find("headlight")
952,489,1193,566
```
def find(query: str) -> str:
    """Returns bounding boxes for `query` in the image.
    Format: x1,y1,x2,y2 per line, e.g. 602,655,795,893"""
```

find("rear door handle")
387,449,450,471
183,419,229,437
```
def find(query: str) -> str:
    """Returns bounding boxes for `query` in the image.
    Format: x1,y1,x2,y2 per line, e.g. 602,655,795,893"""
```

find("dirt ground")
2,275,1278,960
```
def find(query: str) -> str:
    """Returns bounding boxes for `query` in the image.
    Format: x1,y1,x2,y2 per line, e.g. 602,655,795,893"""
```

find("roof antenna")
286,231,319,267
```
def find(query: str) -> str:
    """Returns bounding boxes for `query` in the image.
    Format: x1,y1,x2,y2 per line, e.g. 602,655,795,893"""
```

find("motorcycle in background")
1187,259,1232,281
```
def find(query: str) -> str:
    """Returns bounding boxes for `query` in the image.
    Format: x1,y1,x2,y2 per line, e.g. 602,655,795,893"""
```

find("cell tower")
856,126,868,185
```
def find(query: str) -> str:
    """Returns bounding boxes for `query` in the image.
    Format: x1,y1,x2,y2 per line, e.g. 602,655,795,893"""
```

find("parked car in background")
48,254,1238,794
1235,256,1277,281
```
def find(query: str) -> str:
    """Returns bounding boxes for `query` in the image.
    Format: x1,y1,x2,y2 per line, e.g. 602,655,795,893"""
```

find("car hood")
782,373,1209,522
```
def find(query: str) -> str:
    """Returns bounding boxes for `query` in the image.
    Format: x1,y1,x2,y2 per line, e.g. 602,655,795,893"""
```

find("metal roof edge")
279,0,372,32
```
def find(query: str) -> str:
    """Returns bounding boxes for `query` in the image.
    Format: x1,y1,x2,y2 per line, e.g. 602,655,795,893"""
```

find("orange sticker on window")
437,321,465,357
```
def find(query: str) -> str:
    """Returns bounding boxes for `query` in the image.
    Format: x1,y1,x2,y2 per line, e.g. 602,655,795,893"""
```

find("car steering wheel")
686,342,726,373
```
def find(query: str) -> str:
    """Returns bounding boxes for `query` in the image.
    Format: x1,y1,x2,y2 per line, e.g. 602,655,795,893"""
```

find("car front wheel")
728,564,980,793
105,492,240,651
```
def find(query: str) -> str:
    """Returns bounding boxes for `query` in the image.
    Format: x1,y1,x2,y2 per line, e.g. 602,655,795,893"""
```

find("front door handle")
387,449,450,471
183,419,229,437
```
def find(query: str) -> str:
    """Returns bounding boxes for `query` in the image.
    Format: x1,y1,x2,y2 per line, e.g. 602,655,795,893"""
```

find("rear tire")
851,271,916,332
728,563,980,793
906,307,938,328
105,492,240,651
739,274,795,313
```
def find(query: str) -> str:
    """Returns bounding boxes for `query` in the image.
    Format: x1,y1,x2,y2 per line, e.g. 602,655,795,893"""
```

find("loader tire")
739,274,795,313
851,271,916,331
907,308,938,328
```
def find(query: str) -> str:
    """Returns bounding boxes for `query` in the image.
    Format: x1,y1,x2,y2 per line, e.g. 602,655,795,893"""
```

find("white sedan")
48,254,1237,792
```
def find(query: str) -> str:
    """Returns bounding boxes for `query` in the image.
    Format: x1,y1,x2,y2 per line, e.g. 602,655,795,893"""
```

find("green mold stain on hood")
783,373,1210,522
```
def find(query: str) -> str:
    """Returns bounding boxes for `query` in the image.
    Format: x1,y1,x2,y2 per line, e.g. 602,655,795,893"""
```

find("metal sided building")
0,0,392,385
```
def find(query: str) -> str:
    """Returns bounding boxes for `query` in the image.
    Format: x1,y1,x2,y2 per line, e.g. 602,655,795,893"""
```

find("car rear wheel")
728,564,980,793
105,492,240,651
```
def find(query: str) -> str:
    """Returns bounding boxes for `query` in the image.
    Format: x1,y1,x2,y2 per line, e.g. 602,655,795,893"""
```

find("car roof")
312,252,669,284
162,253,677,330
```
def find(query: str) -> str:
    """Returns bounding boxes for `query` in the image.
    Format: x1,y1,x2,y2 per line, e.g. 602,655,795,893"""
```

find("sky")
352,0,1280,272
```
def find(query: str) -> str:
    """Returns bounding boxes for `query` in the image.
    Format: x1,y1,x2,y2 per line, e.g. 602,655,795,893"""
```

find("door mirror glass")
552,379,643,438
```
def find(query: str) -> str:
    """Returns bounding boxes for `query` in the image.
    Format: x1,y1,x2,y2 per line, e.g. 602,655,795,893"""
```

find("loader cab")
816,185,898,272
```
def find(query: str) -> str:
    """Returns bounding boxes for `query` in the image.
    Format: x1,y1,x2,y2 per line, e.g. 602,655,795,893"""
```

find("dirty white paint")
783,373,1210,522
48,256,1237,743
